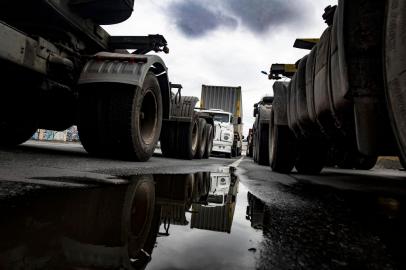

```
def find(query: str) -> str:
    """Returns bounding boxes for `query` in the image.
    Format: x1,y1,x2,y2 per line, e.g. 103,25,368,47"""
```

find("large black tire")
247,142,253,157
195,118,207,159
203,124,214,159
400,156,406,170
385,0,406,166
337,151,377,170
257,123,270,166
295,140,326,174
61,175,155,267
269,111,297,173
178,115,199,160
0,90,38,147
160,121,177,158
78,72,162,161
355,155,377,170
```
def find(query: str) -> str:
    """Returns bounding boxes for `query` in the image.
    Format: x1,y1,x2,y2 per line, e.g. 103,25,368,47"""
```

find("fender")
78,52,171,118
272,81,289,126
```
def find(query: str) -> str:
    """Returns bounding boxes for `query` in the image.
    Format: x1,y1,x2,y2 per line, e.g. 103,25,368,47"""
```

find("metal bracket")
269,63,297,80
170,83,182,104
109,34,169,54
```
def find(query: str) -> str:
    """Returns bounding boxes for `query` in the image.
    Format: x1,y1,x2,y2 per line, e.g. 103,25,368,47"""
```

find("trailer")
267,1,406,174
0,0,205,161
201,85,243,158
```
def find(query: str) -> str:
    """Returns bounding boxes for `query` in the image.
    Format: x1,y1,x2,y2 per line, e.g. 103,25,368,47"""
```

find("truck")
252,96,274,165
200,85,243,158
267,1,406,174
0,0,209,161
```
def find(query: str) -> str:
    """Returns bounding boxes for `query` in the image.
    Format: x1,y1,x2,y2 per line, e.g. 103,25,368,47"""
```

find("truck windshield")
213,114,230,123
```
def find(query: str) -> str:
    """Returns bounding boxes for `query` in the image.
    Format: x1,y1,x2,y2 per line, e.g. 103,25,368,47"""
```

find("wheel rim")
139,90,158,145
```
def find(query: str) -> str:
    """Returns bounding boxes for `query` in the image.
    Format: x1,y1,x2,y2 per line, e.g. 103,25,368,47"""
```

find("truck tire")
355,155,377,170
0,117,37,147
257,123,270,166
247,143,253,157
178,115,199,160
61,175,155,267
385,0,406,165
78,72,162,161
295,141,326,174
160,121,176,158
0,91,38,147
269,111,297,173
195,118,207,159
203,123,214,159
337,151,377,170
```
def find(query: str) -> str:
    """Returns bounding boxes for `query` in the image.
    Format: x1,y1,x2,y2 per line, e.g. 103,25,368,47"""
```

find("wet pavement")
1,142,406,269
0,163,406,269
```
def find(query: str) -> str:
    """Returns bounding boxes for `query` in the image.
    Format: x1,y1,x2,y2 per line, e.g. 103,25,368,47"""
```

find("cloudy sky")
104,0,337,135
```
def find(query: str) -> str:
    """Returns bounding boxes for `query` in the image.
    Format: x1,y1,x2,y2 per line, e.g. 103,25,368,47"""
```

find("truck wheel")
295,141,326,174
400,156,406,169
160,121,176,158
257,123,270,166
0,119,37,147
385,0,406,166
0,94,38,147
203,124,214,159
355,155,377,170
61,175,155,267
78,72,162,161
178,116,199,160
269,111,297,173
195,118,207,159
253,129,259,162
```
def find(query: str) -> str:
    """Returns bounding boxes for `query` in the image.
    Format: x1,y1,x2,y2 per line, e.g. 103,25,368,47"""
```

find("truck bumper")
212,141,232,154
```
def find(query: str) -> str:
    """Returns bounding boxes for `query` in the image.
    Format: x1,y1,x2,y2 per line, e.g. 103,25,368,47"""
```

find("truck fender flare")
78,52,171,119
272,82,289,126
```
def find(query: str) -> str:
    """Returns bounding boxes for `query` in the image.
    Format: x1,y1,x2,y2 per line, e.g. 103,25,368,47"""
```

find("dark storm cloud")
225,0,313,33
169,1,237,37
167,0,315,37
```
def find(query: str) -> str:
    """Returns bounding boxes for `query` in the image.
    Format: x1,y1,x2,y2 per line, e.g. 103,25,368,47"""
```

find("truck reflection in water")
0,168,238,269
190,167,238,233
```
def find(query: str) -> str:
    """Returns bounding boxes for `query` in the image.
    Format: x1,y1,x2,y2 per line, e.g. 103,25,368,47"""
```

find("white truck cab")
201,109,234,157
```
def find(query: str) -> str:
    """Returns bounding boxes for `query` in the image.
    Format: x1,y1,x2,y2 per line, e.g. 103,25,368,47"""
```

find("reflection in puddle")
0,168,260,270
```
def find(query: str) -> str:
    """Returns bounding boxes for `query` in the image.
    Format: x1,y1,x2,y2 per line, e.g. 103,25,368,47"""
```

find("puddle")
0,167,263,270
2,168,406,269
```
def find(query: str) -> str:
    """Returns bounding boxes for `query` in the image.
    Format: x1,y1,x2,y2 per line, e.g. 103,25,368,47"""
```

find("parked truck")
201,85,243,158
267,1,406,174
252,96,274,165
0,0,206,161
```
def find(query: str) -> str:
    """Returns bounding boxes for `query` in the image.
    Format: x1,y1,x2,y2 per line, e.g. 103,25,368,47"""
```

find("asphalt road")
1,141,406,269
0,140,235,190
